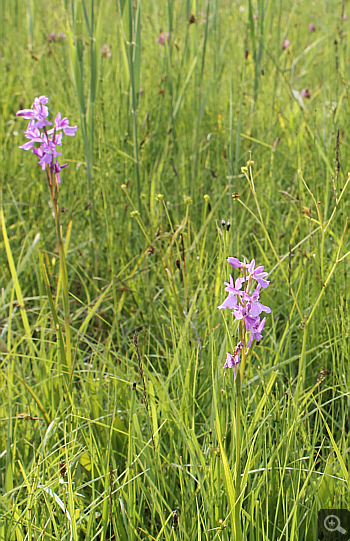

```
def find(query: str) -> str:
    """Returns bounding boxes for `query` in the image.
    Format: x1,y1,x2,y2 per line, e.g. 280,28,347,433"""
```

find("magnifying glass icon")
324,514,346,534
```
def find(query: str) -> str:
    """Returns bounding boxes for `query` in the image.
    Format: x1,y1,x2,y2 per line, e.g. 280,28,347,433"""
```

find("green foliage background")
0,0,349,539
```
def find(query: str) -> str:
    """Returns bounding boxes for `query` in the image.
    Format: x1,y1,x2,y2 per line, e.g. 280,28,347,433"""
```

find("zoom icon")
318,510,350,540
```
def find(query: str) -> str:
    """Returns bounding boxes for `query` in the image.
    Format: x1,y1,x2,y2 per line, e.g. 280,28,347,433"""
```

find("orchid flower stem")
240,318,247,377
47,166,72,381
234,368,243,541
233,318,247,540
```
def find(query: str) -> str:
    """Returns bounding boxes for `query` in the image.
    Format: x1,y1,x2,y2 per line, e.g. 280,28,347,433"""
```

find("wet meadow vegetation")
0,0,350,539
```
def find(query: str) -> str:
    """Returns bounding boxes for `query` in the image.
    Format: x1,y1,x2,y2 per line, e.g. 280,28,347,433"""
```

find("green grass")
1,0,350,539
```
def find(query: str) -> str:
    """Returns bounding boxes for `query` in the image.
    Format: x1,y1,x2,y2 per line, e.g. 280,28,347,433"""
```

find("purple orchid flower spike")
16,95,77,183
33,139,62,170
218,275,243,310
52,131,63,147
16,108,40,120
19,120,43,151
17,96,49,118
224,275,244,294
35,96,49,105
227,257,270,289
247,317,266,348
49,113,78,137
218,256,270,360
246,259,270,289
248,285,272,317
17,95,52,129
224,351,241,379
252,268,270,289
51,161,68,184
243,314,258,332
224,341,243,379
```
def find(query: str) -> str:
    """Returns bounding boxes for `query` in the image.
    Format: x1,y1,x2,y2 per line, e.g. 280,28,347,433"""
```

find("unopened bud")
130,210,140,217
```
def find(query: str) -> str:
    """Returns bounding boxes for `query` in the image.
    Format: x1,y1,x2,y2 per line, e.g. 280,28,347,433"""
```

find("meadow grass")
0,0,350,539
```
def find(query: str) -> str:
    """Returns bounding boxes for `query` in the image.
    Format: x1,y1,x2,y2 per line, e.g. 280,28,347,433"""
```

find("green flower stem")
46,166,72,378
233,318,247,541
234,368,243,541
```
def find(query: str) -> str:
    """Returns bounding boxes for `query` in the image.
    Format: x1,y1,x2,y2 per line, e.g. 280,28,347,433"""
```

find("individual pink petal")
218,294,238,310
227,257,242,268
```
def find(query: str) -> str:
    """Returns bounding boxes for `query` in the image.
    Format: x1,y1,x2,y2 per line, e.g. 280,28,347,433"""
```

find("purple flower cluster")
157,32,170,45
218,258,271,375
16,96,77,183
223,341,243,379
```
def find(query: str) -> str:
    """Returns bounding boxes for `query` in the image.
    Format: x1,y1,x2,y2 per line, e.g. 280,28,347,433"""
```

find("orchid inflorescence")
218,257,271,378
16,95,78,183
